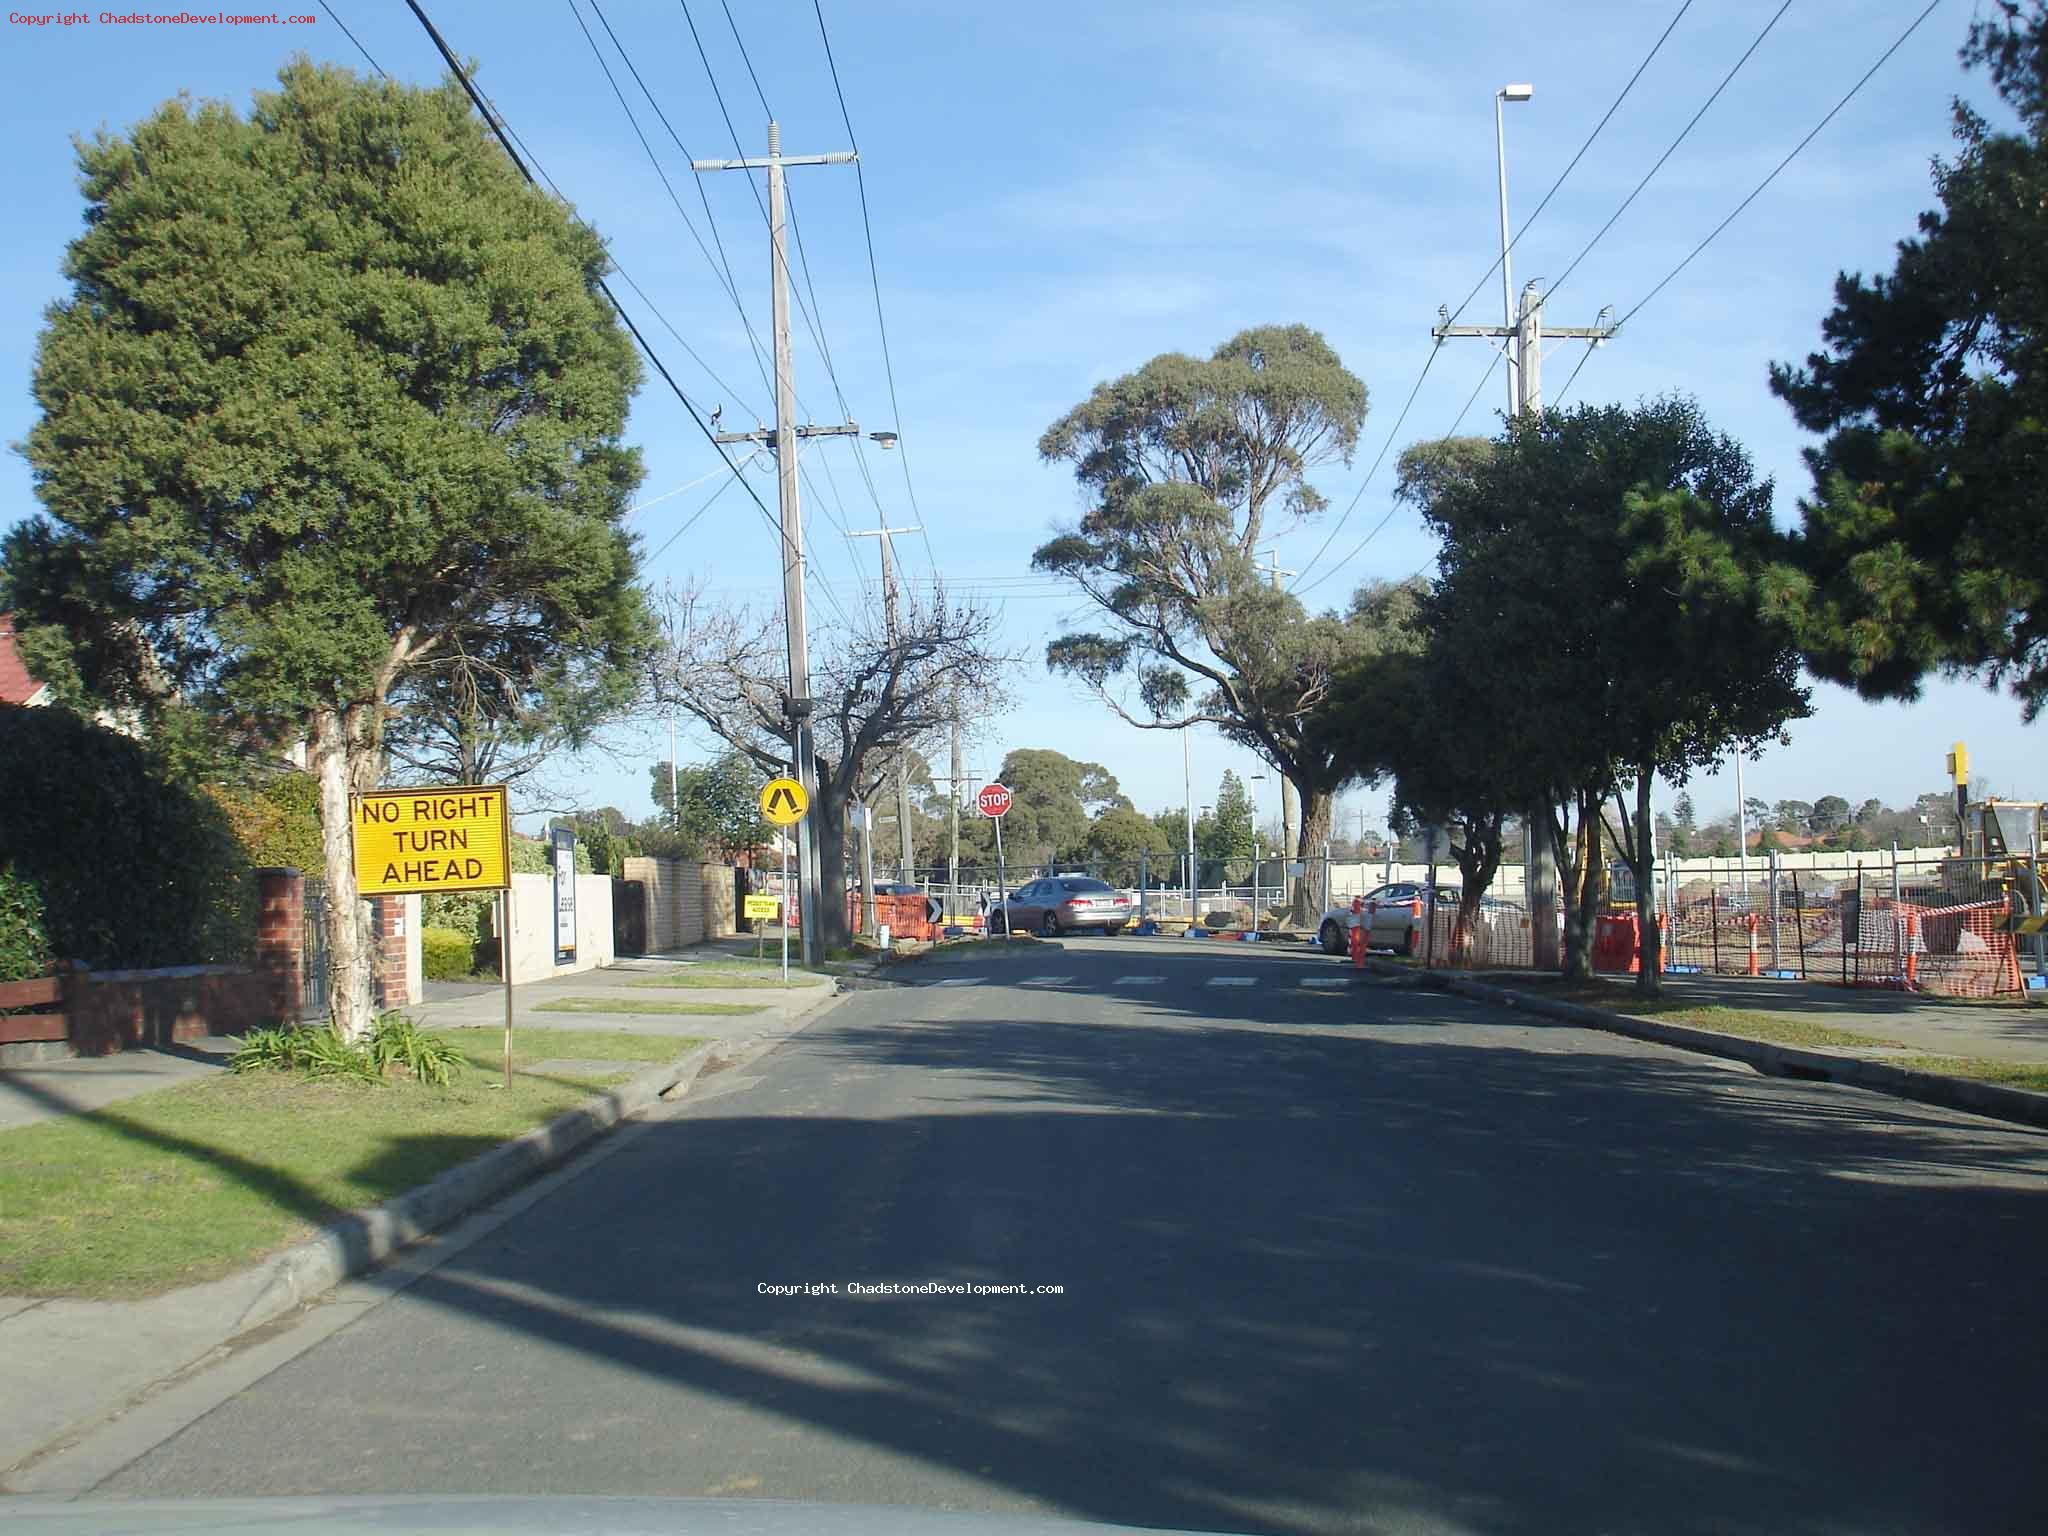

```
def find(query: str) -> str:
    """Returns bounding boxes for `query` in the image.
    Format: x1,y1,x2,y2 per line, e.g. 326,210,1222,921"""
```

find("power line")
397,0,855,631
1546,0,1794,303
584,0,775,406
566,0,768,414
314,0,384,76
576,0,875,610
642,470,744,568
1294,351,1502,599
1557,0,1945,408
813,0,937,574
1289,346,1441,592
1287,0,1695,594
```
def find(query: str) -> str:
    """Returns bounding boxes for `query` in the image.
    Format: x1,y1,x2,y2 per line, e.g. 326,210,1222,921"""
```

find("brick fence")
621,857,735,951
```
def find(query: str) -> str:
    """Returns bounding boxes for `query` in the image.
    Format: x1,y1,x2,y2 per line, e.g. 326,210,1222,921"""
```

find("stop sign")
977,782,1013,818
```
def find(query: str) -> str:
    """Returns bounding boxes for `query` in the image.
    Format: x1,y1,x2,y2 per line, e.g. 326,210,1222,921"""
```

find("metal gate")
612,878,647,957
301,878,332,1020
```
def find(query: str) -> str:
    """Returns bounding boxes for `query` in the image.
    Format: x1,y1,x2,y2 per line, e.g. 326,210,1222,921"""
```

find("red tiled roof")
0,613,48,706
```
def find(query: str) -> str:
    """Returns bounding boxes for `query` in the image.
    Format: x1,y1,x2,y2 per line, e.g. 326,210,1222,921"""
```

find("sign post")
351,784,512,1086
977,783,1013,941
760,776,810,984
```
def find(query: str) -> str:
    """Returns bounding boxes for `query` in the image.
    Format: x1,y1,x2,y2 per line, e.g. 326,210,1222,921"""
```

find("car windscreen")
1059,879,1114,893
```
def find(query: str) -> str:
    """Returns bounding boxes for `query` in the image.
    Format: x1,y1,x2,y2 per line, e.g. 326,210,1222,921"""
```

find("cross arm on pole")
1432,324,1516,340
692,151,859,172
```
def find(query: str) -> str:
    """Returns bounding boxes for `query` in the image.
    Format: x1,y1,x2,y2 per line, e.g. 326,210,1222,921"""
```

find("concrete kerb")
1371,957,2048,1133
231,1038,725,1335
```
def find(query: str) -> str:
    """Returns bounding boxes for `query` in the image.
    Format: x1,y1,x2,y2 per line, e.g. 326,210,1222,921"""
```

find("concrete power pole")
851,523,922,880
1432,282,1615,968
694,123,857,965
949,703,963,923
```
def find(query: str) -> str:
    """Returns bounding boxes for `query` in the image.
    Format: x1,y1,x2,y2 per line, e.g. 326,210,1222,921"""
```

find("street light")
1495,81,1533,415
867,430,899,449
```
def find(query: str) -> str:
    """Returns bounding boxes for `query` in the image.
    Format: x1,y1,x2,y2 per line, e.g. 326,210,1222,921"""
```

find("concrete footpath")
0,951,842,1485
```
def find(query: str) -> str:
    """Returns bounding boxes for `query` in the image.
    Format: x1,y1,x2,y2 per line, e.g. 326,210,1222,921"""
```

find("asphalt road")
98,936,2048,1534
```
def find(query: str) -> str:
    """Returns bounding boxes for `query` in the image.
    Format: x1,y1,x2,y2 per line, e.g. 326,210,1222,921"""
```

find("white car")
1318,883,1447,957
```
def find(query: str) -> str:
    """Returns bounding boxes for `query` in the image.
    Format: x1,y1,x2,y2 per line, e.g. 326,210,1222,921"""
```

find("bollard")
1746,913,1760,977
1349,894,1366,970
1903,911,1918,989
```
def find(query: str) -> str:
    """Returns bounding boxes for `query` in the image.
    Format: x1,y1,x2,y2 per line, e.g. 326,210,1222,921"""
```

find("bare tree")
651,583,1011,952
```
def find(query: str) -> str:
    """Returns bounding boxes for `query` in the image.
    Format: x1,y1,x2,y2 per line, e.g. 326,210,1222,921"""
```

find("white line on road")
928,978,983,987
1111,976,1166,986
1299,976,1351,988
1207,976,1256,987
1020,976,1076,987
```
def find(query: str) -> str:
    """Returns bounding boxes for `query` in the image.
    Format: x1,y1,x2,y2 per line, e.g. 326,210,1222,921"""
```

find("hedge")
0,704,254,969
421,925,475,981
0,865,52,984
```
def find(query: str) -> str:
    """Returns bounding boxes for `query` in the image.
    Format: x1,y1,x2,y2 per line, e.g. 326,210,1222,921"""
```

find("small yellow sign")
352,785,511,896
760,776,808,826
1948,741,1970,785
743,894,781,920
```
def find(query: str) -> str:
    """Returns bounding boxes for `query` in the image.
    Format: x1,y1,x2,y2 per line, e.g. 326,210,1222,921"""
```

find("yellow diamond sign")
760,776,808,826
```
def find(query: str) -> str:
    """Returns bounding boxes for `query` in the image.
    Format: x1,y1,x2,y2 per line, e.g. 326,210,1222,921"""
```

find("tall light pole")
1182,724,1197,920
849,503,921,881
1436,82,1613,972
694,123,857,965
1495,82,1532,415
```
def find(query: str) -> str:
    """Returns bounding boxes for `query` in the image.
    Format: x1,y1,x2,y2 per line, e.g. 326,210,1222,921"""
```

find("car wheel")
1040,911,1060,938
1319,919,1342,955
1105,923,1125,937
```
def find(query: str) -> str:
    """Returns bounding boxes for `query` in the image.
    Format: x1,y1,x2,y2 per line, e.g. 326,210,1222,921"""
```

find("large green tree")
1,64,650,1037
1392,400,1810,988
652,750,774,862
1033,324,1370,920
983,748,1126,870
1769,2,2048,719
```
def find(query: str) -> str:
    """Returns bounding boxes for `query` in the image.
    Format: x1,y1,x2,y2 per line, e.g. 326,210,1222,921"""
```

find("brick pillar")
253,867,304,1022
370,895,409,1010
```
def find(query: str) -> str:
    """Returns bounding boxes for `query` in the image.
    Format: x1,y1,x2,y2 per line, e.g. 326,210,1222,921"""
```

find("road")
92,937,2048,1534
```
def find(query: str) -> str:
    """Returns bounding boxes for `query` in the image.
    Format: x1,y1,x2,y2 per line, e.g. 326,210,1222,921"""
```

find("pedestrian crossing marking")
1020,975,1076,986
1112,976,1166,986
1299,976,1349,988
929,977,983,987
1207,976,1256,987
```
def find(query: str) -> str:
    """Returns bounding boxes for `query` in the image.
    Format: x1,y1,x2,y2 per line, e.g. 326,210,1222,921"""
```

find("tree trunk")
311,706,375,1042
1448,817,1503,967
812,787,853,955
1290,784,1332,925
1557,789,1604,979
1633,765,1663,995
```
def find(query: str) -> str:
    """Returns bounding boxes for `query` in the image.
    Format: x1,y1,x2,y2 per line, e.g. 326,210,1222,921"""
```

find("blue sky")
1,0,2037,840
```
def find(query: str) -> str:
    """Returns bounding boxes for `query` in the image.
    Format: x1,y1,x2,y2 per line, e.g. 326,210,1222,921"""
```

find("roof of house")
0,613,49,707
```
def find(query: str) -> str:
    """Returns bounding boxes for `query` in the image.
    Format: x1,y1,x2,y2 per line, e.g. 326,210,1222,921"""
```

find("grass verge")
1892,1056,2048,1093
0,1029,700,1299
531,997,765,1017
627,966,828,991
1499,979,1906,1049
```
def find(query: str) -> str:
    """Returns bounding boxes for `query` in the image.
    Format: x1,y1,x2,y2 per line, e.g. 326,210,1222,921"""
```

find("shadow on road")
112,985,2048,1536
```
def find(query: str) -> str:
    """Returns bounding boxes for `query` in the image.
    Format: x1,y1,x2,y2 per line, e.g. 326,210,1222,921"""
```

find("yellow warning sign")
760,776,808,826
351,785,511,896
744,894,781,920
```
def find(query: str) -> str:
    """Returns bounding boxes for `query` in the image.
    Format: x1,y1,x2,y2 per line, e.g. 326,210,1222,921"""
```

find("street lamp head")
867,430,899,449
1500,82,1534,102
